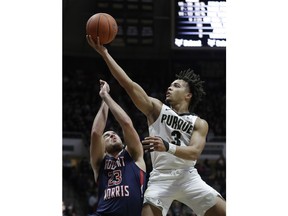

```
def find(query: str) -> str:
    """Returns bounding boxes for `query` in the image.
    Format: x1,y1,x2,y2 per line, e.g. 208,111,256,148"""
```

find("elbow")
120,80,135,91
185,148,201,161
192,154,199,161
121,118,134,129
192,149,203,161
91,129,102,139
187,153,199,161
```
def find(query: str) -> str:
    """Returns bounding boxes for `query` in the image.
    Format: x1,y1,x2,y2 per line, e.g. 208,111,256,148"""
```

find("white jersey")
149,104,198,170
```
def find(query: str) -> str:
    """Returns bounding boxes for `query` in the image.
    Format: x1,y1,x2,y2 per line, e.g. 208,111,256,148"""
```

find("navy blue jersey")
95,149,146,216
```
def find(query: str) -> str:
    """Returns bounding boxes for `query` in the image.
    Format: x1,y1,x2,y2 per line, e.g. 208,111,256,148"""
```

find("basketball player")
87,36,226,216
90,80,146,216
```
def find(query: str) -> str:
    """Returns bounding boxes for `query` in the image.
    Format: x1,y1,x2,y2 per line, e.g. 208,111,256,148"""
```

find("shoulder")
148,97,163,122
195,116,209,133
150,97,163,108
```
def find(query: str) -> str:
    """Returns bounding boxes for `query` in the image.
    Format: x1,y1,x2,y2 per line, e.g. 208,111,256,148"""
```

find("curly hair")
176,68,206,112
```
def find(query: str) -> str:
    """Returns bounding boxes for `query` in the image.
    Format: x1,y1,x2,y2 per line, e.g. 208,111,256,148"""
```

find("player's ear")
186,92,192,100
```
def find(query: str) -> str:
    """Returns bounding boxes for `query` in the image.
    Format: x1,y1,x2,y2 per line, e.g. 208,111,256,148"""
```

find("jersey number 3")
171,131,181,146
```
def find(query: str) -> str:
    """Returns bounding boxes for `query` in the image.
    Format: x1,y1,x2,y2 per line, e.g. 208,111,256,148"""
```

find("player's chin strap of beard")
160,138,176,155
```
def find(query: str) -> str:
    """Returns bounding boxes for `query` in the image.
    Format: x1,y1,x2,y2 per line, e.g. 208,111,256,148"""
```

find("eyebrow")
103,133,110,138
171,82,181,87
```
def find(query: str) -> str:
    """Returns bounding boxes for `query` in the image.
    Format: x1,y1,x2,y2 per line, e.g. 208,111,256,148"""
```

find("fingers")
142,143,155,153
86,35,101,47
143,136,160,141
99,80,105,89
86,35,94,46
142,136,165,152
142,138,156,153
99,80,111,95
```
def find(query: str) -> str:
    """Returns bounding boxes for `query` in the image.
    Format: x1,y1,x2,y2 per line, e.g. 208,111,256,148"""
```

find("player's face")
102,131,123,152
166,79,191,105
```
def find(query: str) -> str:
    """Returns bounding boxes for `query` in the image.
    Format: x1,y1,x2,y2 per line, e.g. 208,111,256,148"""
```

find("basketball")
86,13,118,45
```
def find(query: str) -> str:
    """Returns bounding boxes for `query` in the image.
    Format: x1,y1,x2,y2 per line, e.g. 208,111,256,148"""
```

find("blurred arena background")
63,0,226,215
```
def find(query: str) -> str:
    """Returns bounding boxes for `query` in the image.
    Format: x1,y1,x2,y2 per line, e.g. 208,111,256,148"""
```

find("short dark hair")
176,68,206,112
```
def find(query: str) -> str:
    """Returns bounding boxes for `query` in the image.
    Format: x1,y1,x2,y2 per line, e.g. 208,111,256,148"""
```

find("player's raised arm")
90,99,108,182
86,35,159,118
99,80,146,171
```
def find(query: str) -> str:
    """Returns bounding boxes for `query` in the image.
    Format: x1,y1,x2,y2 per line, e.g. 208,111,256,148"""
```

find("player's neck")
171,103,189,115
107,149,124,158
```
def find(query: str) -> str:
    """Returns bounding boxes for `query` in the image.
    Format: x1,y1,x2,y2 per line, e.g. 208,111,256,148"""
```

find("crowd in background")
63,58,226,216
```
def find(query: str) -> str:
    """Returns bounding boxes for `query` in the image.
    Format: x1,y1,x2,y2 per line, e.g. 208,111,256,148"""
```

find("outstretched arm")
99,80,146,171
90,100,108,182
87,35,161,121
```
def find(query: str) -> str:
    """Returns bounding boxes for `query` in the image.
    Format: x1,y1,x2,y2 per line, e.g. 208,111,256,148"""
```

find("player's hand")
99,79,110,98
142,136,167,152
86,35,107,55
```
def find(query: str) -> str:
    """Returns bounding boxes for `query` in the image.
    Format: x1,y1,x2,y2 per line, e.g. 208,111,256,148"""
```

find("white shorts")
143,167,221,216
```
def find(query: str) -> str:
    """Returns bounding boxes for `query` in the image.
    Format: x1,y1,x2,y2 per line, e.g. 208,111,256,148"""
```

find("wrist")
100,92,109,98
167,143,176,155
161,138,176,155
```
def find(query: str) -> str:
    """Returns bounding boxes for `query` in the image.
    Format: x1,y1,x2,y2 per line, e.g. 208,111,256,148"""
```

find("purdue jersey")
149,104,198,170
95,149,146,216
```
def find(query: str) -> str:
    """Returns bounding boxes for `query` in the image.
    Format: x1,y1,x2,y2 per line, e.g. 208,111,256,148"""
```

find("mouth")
110,137,117,143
